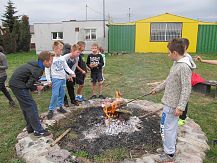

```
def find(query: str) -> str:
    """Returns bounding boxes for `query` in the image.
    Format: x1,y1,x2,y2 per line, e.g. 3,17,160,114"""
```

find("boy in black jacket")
9,51,53,136
86,43,105,99
75,41,87,102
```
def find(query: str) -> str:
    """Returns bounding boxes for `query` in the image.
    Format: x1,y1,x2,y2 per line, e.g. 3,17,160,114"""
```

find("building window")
52,32,63,40
85,29,96,40
150,23,182,42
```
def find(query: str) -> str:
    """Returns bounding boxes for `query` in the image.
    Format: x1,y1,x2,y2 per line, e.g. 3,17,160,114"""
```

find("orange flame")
103,91,122,118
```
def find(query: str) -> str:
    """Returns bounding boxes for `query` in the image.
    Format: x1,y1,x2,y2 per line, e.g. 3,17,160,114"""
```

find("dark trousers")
179,103,188,120
64,80,75,104
0,76,13,102
10,86,44,132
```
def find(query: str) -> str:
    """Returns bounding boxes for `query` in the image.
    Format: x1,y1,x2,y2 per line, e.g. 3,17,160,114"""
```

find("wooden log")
50,128,71,147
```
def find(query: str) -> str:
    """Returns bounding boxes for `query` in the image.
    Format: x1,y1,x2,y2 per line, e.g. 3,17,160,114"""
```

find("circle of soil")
50,106,162,162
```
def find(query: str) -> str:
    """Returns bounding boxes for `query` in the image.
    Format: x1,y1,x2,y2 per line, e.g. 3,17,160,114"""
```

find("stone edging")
15,99,210,163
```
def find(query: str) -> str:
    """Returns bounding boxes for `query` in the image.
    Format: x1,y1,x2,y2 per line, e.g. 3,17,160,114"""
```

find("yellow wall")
135,13,199,53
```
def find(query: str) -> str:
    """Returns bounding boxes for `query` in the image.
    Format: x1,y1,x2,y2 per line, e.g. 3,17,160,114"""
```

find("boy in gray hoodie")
151,38,193,162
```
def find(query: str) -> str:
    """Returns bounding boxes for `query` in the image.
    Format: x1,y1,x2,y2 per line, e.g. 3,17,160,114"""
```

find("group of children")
44,41,106,119
2,36,215,162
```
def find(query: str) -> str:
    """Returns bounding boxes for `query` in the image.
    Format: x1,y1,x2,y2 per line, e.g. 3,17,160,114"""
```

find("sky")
0,0,217,24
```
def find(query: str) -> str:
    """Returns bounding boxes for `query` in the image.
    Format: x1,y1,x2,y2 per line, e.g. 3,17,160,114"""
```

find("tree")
18,15,31,52
2,28,16,53
1,0,19,33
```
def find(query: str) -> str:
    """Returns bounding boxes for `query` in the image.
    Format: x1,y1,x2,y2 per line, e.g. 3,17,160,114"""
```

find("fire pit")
51,92,162,162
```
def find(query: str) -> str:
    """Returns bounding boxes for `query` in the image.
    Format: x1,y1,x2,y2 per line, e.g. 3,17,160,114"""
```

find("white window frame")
51,32,63,40
84,29,96,41
150,23,182,42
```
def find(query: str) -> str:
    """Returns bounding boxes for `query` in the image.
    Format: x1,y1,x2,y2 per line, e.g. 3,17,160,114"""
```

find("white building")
30,25,36,50
34,20,108,54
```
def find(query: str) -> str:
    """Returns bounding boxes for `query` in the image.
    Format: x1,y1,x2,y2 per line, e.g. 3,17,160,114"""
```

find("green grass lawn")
0,51,217,163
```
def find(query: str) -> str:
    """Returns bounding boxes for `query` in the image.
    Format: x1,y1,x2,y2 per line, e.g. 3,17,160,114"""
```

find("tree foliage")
1,1,31,53
1,0,19,32
18,15,31,51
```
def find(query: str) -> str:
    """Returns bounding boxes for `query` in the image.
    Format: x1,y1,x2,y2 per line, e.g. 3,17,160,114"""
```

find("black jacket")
9,61,43,89
86,53,104,73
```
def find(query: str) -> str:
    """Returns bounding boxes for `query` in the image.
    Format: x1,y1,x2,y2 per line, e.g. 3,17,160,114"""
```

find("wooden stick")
50,128,71,147
117,92,152,109
138,108,162,119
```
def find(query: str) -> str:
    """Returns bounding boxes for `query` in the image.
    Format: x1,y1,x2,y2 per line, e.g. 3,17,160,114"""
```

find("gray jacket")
155,57,193,111
0,52,8,77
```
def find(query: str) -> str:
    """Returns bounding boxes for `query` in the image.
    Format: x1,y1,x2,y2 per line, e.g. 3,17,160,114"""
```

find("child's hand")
37,85,44,91
82,70,86,75
174,108,183,116
47,82,52,87
67,76,73,82
195,56,202,62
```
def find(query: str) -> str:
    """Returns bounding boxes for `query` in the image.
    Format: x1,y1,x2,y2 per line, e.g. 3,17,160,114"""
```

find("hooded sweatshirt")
155,56,193,111
9,61,44,89
0,52,8,78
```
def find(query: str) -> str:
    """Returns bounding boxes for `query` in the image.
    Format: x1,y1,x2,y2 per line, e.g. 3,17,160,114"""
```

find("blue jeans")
160,105,179,154
10,86,44,133
49,78,66,110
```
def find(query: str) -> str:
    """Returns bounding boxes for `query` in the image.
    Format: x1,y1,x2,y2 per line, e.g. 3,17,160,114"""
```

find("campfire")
102,91,125,119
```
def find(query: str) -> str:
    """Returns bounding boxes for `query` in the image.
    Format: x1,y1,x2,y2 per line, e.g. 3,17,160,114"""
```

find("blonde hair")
92,43,99,48
52,40,64,50
71,44,80,52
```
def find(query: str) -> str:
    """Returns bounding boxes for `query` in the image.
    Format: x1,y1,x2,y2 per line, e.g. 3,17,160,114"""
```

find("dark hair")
167,38,185,55
0,46,4,53
63,43,71,55
38,51,53,61
99,47,104,53
181,38,190,50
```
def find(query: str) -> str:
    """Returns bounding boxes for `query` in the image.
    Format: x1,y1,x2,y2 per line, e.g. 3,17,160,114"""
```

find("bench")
192,80,217,98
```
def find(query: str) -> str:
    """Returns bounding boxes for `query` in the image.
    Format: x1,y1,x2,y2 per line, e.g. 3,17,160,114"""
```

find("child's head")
77,41,86,52
38,51,53,68
91,43,99,54
181,38,189,51
167,38,185,61
70,44,81,58
52,40,64,56
99,47,104,54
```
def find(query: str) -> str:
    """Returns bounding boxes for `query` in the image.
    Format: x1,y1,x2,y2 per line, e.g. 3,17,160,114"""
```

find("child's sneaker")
71,100,79,106
178,119,186,126
26,127,34,134
64,102,69,107
57,107,67,113
75,95,80,101
34,130,51,137
155,152,175,162
47,110,54,119
89,95,97,99
80,96,85,101
75,95,84,102
156,148,163,153
98,95,106,99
